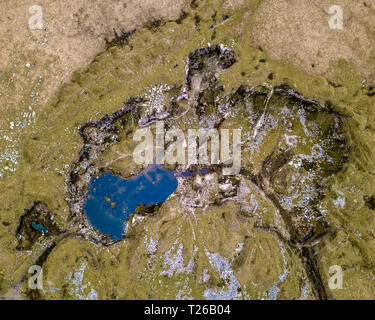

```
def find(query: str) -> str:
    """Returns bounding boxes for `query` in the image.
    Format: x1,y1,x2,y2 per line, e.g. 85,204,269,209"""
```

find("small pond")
83,165,180,240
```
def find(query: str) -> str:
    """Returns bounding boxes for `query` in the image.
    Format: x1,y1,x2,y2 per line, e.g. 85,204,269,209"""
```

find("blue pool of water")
31,222,49,234
83,165,179,240
179,168,210,177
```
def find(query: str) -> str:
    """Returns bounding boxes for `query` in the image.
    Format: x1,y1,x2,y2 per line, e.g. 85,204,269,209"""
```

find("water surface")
83,165,178,240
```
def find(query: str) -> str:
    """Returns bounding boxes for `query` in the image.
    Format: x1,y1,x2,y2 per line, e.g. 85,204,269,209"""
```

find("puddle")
31,222,50,234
